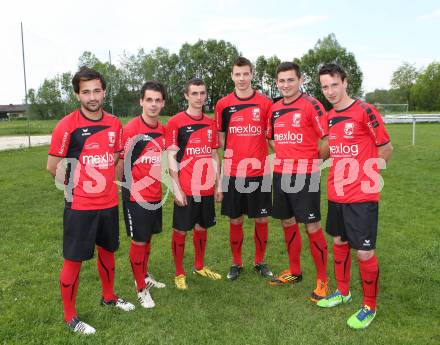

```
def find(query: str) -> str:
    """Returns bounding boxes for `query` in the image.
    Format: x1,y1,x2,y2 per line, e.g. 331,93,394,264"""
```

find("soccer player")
215,56,273,281
47,67,134,335
266,62,330,302
116,81,167,309
316,63,393,329
166,78,222,290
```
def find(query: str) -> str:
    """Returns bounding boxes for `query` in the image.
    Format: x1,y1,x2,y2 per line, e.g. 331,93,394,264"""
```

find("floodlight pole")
21,22,30,147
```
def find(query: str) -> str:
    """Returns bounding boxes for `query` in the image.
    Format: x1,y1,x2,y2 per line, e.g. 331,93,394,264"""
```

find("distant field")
0,124,439,344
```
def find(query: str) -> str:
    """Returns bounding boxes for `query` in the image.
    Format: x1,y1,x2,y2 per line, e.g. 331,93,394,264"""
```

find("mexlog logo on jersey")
329,143,359,157
186,145,212,156
82,152,115,168
274,131,304,144
229,124,262,136
140,154,161,165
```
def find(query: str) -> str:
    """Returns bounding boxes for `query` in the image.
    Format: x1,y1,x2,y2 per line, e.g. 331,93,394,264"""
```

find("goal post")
374,103,409,114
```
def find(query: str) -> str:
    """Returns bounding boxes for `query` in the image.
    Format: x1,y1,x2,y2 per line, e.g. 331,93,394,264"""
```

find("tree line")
34,33,435,119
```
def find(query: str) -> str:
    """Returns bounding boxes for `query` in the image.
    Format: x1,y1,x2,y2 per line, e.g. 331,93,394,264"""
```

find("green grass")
0,124,439,344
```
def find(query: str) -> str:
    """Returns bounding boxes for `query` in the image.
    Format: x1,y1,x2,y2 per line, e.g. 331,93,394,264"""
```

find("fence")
383,114,440,145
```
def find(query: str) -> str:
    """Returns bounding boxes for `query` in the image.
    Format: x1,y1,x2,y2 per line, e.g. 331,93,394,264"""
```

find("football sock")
230,222,244,266
60,259,82,323
193,229,207,271
143,240,151,276
172,230,186,276
129,242,147,291
333,243,351,296
254,221,268,264
283,223,302,275
97,246,117,301
359,255,379,310
307,229,328,281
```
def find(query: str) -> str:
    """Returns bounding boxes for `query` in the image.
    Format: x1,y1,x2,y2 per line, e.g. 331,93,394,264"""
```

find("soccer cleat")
101,297,135,311
193,266,222,280
227,264,243,281
316,289,352,308
68,317,96,335
175,274,187,290
145,272,166,289
254,263,274,278
268,269,302,286
137,288,155,309
347,305,377,329
310,278,330,302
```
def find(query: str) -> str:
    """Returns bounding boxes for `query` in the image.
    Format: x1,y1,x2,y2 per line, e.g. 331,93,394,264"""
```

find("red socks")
254,222,268,264
283,224,302,275
129,242,147,291
230,223,244,266
172,231,186,276
97,246,117,301
307,229,328,281
359,255,379,310
333,243,351,296
193,229,207,270
60,259,82,323
144,240,151,275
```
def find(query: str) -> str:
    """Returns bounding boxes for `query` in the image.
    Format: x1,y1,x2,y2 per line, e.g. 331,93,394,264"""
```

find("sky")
1,0,439,104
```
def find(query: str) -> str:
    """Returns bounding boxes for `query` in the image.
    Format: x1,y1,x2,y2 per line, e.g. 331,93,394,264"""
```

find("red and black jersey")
120,116,165,203
165,112,218,196
49,109,122,210
267,94,327,174
214,91,272,177
327,100,391,203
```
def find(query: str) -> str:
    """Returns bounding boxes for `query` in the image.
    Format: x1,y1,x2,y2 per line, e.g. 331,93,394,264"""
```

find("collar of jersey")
140,114,159,129
233,90,256,101
79,108,104,122
335,99,358,113
282,93,303,106
184,111,204,121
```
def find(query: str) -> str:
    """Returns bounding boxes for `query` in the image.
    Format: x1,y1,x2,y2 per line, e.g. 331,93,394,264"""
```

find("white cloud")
417,9,440,20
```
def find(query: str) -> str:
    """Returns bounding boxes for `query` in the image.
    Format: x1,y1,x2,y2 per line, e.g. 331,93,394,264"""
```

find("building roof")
0,104,28,113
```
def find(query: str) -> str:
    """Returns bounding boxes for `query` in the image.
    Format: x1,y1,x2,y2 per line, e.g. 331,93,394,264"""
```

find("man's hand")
174,186,188,207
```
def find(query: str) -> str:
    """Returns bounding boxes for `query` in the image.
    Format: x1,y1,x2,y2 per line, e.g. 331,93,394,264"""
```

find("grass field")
0,124,439,345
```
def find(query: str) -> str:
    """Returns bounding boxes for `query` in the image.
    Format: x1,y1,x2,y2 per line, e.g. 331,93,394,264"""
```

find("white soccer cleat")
137,288,155,309
101,297,135,311
68,317,96,335
145,272,166,289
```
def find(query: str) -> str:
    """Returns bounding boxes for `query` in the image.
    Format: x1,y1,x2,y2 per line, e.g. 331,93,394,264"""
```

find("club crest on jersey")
252,108,260,121
344,123,354,138
108,131,116,147
292,113,301,127
207,129,213,142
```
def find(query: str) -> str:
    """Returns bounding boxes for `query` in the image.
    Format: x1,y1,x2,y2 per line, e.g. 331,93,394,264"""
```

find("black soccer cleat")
227,264,243,281
254,263,274,278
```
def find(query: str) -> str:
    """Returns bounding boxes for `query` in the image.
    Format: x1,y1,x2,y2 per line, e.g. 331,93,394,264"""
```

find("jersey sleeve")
211,120,219,149
214,99,225,132
165,117,179,150
309,100,328,139
266,105,275,140
115,119,123,153
48,118,71,157
363,105,390,146
120,123,134,159
261,96,273,132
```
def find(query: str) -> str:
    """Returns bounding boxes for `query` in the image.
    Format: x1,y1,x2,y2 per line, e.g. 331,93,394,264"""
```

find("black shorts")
63,206,119,261
123,200,162,242
173,195,216,231
221,175,272,219
326,201,378,250
272,172,321,223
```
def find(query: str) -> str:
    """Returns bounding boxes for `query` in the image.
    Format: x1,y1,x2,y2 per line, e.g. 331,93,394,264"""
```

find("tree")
296,33,363,109
390,62,419,107
411,62,440,111
254,55,281,98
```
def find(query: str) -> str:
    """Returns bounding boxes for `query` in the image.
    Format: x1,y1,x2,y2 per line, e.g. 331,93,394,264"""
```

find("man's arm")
318,137,330,160
167,149,187,206
212,149,223,202
115,158,124,182
218,132,225,149
47,155,63,178
378,142,393,163
268,139,275,152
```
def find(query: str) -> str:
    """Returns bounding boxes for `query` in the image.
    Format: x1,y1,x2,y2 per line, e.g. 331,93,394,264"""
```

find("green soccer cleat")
347,305,376,329
316,289,352,308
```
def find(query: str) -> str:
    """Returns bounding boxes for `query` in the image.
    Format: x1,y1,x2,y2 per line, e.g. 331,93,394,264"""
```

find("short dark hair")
72,66,106,93
232,56,253,73
184,78,205,94
319,63,347,81
276,62,301,78
140,80,166,100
